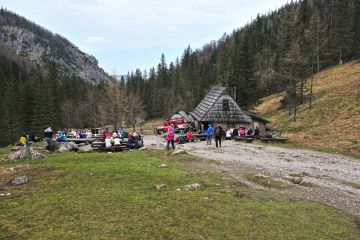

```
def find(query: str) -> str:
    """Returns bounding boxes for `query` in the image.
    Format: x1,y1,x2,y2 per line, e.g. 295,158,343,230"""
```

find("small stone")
156,184,166,191
172,150,187,155
184,183,202,191
292,177,303,184
176,188,181,191
11,176,29,186
255,174,269,179
158,164,168,168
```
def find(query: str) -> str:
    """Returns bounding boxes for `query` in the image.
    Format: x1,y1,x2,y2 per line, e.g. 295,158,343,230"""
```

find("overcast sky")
1,0,289,75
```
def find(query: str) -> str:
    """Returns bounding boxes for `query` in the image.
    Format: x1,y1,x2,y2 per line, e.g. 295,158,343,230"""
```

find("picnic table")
233,136,254,143
259,137,288,143
65,138,96,144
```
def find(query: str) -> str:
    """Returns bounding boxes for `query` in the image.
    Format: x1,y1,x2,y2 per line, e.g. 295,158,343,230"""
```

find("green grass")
0,149,359,239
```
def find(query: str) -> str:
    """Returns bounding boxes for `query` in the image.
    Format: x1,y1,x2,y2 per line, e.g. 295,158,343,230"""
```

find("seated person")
247,128,253,136
105,136,113,148
113,137,121,146
101,129,112,140
26,135,32,146
239,127,246,136
254,127,260,137
18,135,27,146
226,129,232,140
186,131,193,141
232,128,239,137
86,129,92,138
56,132,67,142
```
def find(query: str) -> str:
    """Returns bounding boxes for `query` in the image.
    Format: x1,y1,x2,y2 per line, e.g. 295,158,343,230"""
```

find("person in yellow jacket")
19,136,26,146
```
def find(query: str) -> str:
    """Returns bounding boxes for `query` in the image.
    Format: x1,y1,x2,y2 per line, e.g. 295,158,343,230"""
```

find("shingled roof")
191,86,252,123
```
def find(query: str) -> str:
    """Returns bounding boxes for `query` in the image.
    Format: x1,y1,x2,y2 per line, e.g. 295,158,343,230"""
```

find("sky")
1,0,289,75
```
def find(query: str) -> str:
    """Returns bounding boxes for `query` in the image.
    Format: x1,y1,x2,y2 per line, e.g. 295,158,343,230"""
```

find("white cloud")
85,36,106,44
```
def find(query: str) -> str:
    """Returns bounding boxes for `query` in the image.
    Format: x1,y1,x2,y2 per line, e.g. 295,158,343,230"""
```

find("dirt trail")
145,135,360,217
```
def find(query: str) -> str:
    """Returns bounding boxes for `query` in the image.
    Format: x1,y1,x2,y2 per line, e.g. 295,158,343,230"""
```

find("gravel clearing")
145,134,360,217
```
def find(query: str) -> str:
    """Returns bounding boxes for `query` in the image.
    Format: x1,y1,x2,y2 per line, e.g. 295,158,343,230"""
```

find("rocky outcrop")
0,25,109,84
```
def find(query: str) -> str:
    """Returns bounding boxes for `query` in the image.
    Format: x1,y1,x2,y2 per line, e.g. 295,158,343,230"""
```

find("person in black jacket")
214,125,224,148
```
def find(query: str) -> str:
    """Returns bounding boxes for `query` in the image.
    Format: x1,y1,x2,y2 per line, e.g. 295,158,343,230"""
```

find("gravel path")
145,135,360,217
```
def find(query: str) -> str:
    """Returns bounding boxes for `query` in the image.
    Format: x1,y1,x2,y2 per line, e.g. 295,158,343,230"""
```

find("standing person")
214,125,224,147
165,124,175,150
44,127,53,139
254,127,260,138
206,124,214,145
179,130,186,144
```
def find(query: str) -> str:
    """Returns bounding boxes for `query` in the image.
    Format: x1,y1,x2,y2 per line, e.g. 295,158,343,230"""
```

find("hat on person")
208,124,212,127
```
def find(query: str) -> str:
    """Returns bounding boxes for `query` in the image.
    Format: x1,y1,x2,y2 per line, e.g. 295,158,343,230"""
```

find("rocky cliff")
0,10,108,84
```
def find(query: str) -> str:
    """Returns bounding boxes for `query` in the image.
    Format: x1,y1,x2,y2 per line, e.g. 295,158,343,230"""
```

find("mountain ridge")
0,8,108,83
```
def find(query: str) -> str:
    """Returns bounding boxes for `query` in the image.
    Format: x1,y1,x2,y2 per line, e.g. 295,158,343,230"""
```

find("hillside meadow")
0,149,359,239
256,61,360,157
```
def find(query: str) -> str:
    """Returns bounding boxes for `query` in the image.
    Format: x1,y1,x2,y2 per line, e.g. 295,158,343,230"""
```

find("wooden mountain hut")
190,86,253,131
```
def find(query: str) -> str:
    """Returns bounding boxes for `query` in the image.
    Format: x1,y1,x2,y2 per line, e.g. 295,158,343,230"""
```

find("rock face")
0,24,109,84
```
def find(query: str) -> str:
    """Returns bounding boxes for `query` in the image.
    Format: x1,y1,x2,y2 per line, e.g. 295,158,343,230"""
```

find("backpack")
215,126,222,137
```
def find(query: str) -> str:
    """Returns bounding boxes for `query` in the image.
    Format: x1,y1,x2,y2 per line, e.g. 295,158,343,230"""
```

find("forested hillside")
126,0,359,119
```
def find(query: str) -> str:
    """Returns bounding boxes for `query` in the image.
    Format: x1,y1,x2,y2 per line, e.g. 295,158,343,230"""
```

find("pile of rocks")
6,146,45,161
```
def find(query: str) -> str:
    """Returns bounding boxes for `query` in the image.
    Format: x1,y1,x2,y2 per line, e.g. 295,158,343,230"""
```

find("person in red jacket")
186,130,193,141
165,125,175,150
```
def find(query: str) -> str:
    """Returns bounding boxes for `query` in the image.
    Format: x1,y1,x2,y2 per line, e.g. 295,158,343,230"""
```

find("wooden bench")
98,145,129,152
233,136,254,143
259,137,288,144
191,134,208,141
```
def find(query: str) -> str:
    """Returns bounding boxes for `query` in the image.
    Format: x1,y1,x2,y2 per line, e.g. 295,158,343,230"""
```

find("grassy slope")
1,150,359,239
255,61,360,157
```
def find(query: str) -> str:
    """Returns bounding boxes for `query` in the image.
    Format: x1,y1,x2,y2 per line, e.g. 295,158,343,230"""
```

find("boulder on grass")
11,176,29,186
43,139,60,151
184,183,202,191
58,142,79,153
78,145,93,153
6,146,45,161
172,150,187,155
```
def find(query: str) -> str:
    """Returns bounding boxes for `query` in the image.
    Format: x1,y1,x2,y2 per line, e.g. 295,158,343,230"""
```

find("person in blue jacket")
206,124,214,145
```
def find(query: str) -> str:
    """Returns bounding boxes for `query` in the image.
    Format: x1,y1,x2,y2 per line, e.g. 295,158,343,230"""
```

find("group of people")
226,126,260,139
203,124,225,148
164,123,261,150
101,127,143,149
17,135,32,147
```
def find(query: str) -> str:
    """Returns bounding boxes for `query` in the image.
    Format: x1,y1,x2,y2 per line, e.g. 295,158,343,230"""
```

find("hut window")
222,99,230,111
